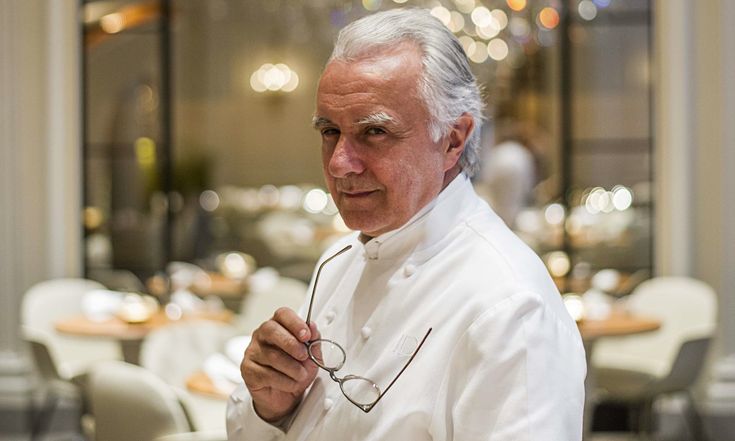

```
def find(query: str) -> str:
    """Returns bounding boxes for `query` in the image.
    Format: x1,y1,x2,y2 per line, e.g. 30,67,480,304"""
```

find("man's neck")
358,169,465,244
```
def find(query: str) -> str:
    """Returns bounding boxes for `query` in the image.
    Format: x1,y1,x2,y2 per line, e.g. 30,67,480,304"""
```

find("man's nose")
328,136,365,178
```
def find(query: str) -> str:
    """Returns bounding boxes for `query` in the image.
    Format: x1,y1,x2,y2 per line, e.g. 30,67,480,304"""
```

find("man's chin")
339,214,384,237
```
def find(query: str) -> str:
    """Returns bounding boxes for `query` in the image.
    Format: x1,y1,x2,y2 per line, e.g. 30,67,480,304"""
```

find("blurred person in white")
227,8,585,441
477,121,546,228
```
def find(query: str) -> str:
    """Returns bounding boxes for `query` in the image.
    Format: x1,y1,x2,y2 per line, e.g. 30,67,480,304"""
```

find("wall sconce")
250,63,299,93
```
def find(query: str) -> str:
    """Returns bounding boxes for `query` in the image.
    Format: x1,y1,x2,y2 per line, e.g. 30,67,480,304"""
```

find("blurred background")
1,0,733,440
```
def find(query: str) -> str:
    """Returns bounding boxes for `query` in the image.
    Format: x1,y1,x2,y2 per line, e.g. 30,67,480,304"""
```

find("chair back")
236,276,307,334
23,327,63,382
90,360,193,441
21,278,122,378
592,276,717,378
654,336,712,394
22,278,106,333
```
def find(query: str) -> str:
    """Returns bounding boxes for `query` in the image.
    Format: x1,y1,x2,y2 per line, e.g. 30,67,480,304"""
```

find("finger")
255,319,309,361
243,358,304,395
257,344,311,383
273,307,312,342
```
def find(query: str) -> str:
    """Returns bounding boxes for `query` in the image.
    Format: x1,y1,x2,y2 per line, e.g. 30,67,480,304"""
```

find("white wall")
655,0,735,424
0,0,81,408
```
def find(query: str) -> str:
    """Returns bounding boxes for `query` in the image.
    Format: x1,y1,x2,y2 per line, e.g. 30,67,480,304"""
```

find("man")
227,8,585,440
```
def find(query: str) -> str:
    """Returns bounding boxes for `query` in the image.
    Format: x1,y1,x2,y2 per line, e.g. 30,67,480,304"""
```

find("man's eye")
365,127,386,135
321,128,340,137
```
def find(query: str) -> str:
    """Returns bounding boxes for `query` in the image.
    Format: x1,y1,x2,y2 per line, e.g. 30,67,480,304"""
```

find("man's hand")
241,307,320,422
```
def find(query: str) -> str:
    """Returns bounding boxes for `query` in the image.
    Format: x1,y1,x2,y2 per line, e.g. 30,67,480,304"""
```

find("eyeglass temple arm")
366,327,433,412
305,244,353,325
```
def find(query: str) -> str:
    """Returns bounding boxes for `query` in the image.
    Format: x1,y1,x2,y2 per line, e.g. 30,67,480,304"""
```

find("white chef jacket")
227,174,586,441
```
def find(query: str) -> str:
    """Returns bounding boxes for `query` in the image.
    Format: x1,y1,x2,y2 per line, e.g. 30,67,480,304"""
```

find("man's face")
315,44,454,237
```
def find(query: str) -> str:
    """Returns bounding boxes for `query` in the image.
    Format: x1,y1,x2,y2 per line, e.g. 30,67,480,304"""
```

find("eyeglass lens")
307,339,345,371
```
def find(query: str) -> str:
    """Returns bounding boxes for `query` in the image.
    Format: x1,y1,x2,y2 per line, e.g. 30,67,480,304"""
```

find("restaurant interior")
1,0,734,440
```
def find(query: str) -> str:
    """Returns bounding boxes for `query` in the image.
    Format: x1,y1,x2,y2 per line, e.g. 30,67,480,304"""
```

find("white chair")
140,320,237,389
23,327,85,438
21,278,123,378
89,360,226,441
591,276,717,438
236,275,308,335
140,320,238,433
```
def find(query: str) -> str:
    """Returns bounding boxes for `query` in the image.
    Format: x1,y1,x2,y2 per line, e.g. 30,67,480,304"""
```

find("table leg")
120,339,143,365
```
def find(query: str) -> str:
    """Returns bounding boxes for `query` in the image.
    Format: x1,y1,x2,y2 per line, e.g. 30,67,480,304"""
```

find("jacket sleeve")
429,291,587,441
226,384,287,441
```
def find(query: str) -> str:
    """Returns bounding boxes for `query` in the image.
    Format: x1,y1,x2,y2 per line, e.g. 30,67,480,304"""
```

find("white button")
323,398,334,410
403,264,416,277
361,326,372,339
325,310,336,324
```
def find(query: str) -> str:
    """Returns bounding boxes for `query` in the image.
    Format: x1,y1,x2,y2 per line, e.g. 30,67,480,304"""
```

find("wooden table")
578,312,661,341
55,309,233,364
186,370,235,400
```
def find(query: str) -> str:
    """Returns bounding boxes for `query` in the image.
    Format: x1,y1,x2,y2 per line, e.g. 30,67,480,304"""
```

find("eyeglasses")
305,244,432,413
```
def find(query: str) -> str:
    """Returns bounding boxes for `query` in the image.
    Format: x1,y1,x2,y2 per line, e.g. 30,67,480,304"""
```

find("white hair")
328,8,485,176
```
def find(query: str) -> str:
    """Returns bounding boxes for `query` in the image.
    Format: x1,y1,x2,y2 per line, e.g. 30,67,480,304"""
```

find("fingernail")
299,329,308,341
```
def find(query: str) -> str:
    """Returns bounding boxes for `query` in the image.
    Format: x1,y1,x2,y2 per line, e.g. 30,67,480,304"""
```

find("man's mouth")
342,190,377,198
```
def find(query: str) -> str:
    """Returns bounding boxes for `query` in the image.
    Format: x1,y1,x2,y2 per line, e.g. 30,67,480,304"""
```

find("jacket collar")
358,173,479,262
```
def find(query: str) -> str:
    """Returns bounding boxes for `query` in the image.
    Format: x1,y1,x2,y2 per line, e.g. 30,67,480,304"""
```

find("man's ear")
443,113,475,172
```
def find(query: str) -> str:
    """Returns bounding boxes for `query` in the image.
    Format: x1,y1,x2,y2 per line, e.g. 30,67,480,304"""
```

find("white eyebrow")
355,112,395,126
312,116,332,129
311,112,395,130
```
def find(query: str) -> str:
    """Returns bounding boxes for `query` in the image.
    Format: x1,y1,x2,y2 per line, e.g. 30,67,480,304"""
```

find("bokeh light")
544,203,566,225
506,0,527,12
509,16,531,38
476,22,501,40
612,185,634,210
362,0,382,11
100,13,125,33
458,35,477,56
490,9,508,30
563,294,585,321
546,251,571,277
487,38,509,61
303,188,329,214
448,11,465,33
135,137,156,167
430,6,452,26
250,63,299,93
454,0,476,14
471,6,493,28
538,7,560,29
578,0,598,21
469,41,489,63
200,190,221,212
